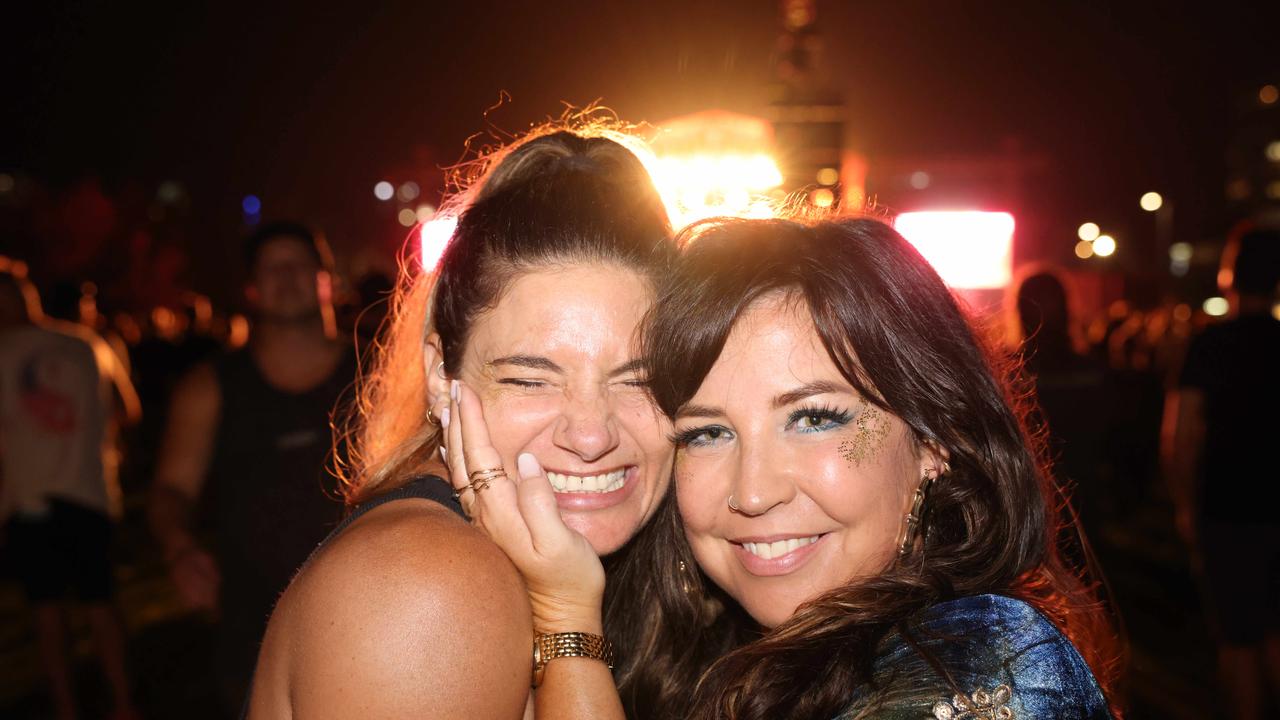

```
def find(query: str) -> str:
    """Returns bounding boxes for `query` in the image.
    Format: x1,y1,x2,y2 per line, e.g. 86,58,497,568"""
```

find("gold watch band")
532,631,615,687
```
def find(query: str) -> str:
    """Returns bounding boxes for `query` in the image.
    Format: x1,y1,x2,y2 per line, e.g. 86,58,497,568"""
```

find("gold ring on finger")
468,467,507,483
470,478,493,495
451,484,471,500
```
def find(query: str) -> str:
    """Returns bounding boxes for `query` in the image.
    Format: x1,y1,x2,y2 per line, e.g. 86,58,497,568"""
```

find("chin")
564,513,638,557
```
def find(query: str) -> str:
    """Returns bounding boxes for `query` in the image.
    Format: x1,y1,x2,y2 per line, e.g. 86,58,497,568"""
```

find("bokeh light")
811,188,835,208
241,194,262,215
1077,222,1100,241
1202,297,1229,316
397,208,417,227
415,204,436,223
1266,141,1280,163
1169,242,1193,263
893,210,1014,289
398,182,420,202
0,173,14,194
1261,84,1279,106
816,167,839,185
1074,240,1095,259
374,181,394,201
909,171,931,190
1093,234,1117,257
1139,191,1163,211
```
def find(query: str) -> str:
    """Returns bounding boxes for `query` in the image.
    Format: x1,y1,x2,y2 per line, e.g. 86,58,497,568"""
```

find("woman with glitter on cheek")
469,215,1124,720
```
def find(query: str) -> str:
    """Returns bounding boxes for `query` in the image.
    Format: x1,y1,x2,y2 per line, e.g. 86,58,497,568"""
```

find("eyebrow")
486,355,563,373
484,356,647,378
771,380,851,409
608,358,646,379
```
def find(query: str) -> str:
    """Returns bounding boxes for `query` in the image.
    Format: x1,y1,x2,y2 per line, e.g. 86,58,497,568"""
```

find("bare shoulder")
252,498,532,719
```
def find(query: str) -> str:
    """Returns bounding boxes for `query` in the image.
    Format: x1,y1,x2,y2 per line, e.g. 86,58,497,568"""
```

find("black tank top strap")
332,475,465,538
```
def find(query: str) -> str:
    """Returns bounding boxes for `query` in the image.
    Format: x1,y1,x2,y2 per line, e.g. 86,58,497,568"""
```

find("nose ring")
727,494,741,512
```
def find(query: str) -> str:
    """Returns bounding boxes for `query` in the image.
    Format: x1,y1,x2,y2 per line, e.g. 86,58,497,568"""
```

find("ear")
423,332,450,401
918,438,951,479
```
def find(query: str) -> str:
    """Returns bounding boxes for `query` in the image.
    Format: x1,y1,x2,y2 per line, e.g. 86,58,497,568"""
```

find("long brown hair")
607,217,1121,719
340,121,674,504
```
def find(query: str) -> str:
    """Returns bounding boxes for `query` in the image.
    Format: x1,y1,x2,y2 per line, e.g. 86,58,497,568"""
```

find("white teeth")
740,535,820,559
545,469,626,494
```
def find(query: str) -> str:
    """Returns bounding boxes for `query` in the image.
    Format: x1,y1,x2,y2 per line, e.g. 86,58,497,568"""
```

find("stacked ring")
467,467,507,495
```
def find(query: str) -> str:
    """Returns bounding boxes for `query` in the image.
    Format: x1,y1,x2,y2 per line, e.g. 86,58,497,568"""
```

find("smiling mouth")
545,468,628,494
737,535,823,560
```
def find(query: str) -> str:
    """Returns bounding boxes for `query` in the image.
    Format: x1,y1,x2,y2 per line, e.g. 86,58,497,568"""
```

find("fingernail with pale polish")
439,407,450,429
439,446,448,463
517,453,542,479
450,380,459,401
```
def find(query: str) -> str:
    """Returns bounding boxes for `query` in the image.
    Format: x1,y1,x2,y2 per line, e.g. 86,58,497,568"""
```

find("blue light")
242,194,262,215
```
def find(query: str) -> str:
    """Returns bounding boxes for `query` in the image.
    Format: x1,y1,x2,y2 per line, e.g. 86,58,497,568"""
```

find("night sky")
3,1,1277,304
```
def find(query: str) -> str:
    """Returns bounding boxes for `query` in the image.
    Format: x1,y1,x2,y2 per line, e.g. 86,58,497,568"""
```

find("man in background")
0,258,141,720
1163,225,1280,720
148,222,355,713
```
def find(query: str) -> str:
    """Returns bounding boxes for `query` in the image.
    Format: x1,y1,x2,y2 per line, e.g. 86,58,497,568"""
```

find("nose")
552,387,620,463
729,432,795,516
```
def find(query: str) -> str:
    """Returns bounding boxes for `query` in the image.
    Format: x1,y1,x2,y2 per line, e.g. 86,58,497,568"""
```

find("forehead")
701,294,841,392
254,236,318,267
465,263,652,361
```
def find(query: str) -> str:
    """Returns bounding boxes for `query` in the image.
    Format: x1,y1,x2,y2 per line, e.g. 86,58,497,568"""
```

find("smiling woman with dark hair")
466,215,1122,720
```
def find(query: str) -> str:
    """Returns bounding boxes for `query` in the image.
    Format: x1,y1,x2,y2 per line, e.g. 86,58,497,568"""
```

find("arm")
1160,387,1205,544
447,382,625,720
252,502,534,719
148,363,221,609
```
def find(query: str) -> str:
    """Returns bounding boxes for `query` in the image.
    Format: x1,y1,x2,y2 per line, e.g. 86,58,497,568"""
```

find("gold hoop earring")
434,361,447,379
426,405,438,425
897,467,941,557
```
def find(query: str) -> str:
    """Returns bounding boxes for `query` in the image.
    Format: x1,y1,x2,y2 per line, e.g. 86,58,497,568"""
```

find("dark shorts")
5,498,115,603
1198,522,1280,645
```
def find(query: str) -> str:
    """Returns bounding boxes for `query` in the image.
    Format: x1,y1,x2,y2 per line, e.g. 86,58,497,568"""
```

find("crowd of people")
1,123,1277,720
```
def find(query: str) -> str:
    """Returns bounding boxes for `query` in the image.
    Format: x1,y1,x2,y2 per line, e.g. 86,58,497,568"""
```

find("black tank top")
206,347,358,619
239,474,464,718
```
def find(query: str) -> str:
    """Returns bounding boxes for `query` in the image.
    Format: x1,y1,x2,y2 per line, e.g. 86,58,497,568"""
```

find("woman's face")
453,263,674,555
673,294,936,628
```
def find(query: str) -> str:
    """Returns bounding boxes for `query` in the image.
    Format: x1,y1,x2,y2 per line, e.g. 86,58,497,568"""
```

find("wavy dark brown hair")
604,217,1122,720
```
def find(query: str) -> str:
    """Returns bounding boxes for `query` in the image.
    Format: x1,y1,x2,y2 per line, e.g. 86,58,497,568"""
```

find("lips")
730,533,828,576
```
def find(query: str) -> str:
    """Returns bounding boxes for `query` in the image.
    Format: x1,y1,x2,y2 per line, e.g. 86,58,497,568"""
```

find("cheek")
674,457,723,536
477,395,559,458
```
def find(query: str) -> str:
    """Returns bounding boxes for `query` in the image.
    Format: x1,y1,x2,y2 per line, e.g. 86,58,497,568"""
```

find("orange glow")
1074,240,1095,259
419,215,458,271
893,211,1015,289
811,188,835,208
650,110,783,227
1261,85,1279,106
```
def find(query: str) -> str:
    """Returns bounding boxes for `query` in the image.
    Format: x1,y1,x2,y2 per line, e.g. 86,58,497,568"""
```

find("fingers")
450,381,533,553
514,453,576,554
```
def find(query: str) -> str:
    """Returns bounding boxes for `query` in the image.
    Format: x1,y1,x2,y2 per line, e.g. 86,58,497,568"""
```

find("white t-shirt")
0,322,121,521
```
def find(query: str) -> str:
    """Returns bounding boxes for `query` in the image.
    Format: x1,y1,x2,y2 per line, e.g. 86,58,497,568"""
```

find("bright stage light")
1077,222,1100,241
419,215,458,271
650,152,784,226
1093,234,1116,257
1140,191,1163,212
893,211,1015,289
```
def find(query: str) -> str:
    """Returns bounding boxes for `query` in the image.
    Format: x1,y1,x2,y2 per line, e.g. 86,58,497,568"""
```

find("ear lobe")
423,332,450,399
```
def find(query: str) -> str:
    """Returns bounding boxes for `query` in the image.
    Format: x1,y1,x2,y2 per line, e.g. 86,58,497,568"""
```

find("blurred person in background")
1163,225,1280,720
0,258,141,720
148,222,355,714
1013,269,1110,539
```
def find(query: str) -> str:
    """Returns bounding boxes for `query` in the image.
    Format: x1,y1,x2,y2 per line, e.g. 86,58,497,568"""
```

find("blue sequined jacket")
836,594,1113,719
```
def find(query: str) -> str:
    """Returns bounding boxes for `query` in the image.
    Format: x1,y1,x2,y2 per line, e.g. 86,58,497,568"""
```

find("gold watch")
531,631,615,688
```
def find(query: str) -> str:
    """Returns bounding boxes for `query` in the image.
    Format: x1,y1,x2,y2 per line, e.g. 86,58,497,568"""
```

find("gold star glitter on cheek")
838,404,891,467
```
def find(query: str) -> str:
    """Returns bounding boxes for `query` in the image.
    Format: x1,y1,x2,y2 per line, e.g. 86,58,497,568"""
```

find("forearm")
532,613,625,720
149,483,198,556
